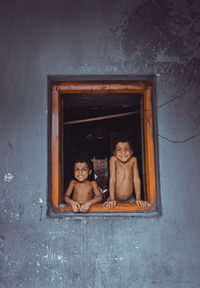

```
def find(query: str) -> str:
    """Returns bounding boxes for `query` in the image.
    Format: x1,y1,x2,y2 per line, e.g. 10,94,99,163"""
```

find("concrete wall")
0,0,200,287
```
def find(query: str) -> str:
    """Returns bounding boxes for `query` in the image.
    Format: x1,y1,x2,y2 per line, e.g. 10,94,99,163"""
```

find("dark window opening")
62,93,145,203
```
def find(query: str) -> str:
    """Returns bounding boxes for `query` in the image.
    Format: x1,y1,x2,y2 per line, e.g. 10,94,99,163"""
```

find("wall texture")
0,0,200,287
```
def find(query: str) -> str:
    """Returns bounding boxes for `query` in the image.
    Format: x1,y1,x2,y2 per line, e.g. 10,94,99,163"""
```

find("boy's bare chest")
74,182,93,194
115,162,133,180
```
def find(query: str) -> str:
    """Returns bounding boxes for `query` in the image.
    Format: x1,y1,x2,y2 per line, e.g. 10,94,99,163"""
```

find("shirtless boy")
104,136,148,209
64,155,102,213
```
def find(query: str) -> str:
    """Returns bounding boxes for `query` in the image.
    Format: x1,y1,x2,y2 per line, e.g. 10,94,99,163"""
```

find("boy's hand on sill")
103,200,116,209
71,201,80,213
136,200,150,209
80,202,90,213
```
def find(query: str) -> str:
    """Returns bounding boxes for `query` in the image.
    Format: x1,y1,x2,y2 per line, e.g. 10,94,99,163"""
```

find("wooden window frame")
49,78,160,216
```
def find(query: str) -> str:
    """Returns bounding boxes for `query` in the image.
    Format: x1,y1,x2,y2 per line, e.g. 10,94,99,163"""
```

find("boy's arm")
64,180,74,204
104,156,117,209
133,158,148,209
64,180,80,212
80,182,103,213
133,157,141,201
109,156,116,201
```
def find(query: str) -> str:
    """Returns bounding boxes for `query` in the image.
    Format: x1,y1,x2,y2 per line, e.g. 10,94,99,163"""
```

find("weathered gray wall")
0,0,200,287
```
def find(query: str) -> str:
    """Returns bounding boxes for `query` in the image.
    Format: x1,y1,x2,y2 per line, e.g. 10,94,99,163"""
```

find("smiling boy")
104,136,148,209
64,155,102,213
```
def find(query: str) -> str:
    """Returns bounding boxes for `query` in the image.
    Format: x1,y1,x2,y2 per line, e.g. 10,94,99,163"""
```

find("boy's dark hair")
73,154,94,180
112,134,133,151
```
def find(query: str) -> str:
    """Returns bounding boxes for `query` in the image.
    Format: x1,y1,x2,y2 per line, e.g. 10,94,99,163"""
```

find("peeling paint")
4,172,14,182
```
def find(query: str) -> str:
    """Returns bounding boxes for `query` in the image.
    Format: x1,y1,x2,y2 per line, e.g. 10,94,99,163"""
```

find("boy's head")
113,135,133,163
113,135,133,151
73,154,94,182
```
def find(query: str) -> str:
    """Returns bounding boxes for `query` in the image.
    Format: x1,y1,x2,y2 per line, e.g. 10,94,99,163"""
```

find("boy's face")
114,141,133,163
74,162,91,182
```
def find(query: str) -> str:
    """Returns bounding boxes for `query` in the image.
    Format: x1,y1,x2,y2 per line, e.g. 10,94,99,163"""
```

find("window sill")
52,202,156,214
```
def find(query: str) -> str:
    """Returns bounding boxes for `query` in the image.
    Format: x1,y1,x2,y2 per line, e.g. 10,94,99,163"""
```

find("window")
49,77,160,216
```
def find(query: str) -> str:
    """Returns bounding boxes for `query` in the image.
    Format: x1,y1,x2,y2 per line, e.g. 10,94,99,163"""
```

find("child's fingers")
106,202,111,209
80,207,87,213
72,207,78,213
104,201,111,208
104,200,117,209
74,202,80,209
72,203,80,212
136,200,150,209
110,201,116,208
136,200,143,208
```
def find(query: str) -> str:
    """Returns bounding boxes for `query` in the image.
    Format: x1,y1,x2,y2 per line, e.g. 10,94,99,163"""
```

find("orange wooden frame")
50,81,157,214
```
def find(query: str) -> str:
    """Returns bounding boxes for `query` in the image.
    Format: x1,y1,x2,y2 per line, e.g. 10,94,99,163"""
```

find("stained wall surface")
0,0,200,287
